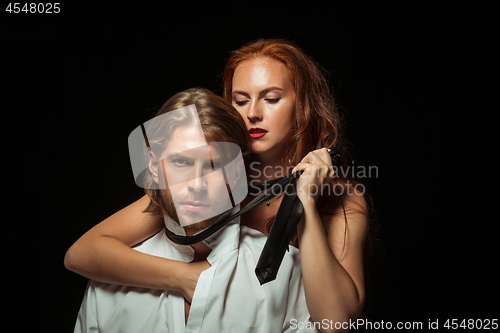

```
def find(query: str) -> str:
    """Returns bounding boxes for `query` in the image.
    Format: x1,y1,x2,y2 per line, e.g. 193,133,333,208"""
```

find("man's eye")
205,161,222,170
172,159,189,167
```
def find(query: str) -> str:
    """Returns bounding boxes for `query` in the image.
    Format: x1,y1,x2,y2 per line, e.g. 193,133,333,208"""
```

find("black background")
4,3,496,332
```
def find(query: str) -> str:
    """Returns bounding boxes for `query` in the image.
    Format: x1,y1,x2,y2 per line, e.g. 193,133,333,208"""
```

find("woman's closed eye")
265,97,281,104
234,97,281,106
234,100,249,106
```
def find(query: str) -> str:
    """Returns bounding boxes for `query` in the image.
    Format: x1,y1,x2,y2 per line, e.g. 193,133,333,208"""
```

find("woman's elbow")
64,241,87,273
64,244,77,272
64,233,98,273
318,300,366,333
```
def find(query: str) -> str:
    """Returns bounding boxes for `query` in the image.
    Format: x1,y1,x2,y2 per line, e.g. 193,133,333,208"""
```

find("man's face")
157,125,233,230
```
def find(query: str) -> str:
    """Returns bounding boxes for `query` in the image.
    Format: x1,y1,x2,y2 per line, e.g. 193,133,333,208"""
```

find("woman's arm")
64,194,207,301
298,193,368,332
292,149,368,333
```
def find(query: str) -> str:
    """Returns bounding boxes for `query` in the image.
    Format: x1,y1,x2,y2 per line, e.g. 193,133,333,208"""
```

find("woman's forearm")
297,201,364,332
64,234,185,292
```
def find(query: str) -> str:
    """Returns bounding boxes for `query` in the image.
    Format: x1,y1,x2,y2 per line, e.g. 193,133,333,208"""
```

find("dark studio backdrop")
4,4,494,332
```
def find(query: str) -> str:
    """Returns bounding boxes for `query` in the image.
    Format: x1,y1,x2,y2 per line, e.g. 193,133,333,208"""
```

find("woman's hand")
177,260,211,303
291,148,336,206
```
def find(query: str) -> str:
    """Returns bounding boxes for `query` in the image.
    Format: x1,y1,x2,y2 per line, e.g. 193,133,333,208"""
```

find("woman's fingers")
302,148,333,166
292,163,334,179
291,148,334,176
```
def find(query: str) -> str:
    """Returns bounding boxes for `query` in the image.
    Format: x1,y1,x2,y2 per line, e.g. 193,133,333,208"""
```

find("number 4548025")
6,3,60,14
444,319,498,330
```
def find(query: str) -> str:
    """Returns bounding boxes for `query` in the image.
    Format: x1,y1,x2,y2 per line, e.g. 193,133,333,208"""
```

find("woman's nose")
247,101,263,122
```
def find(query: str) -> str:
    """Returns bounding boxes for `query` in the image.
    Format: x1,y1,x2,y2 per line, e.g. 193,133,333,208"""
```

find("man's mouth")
249,127,268,139
181,201,209,212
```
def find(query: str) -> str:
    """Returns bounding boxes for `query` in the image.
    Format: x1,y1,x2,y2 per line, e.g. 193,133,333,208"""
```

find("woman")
65,39,371,330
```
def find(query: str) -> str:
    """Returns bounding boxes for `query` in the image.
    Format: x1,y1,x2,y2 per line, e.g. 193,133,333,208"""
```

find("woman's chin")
251,142,288,161
250,141,269,154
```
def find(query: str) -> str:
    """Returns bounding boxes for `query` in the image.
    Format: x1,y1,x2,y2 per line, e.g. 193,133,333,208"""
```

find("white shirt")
74,215,319,333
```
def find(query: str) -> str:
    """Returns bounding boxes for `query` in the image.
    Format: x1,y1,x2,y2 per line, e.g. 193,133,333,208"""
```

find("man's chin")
182,214,221,232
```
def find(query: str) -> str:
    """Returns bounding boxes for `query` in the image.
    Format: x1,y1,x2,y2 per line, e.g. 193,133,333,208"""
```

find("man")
73,88,318,332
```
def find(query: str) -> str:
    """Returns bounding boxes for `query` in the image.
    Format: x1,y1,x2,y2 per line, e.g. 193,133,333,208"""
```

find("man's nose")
187,164,208,192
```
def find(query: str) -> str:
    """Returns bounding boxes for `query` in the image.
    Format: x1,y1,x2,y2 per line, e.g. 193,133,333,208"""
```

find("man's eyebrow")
165,152,190,160
165,151,219,161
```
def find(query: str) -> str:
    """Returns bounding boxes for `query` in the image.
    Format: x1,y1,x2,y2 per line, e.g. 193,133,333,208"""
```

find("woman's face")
231,57,296,160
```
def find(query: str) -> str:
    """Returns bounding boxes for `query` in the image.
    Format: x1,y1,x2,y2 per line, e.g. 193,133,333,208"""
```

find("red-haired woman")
223,39,370,324
65,39,371,330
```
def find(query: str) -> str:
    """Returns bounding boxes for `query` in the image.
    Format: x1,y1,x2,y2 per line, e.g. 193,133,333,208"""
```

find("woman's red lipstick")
249,127,268,139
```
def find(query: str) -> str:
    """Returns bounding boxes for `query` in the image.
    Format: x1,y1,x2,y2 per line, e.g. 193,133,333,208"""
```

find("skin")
65,56,369,333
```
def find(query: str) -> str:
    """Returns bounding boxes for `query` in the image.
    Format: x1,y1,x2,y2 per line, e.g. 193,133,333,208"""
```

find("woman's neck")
248,152,291,183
